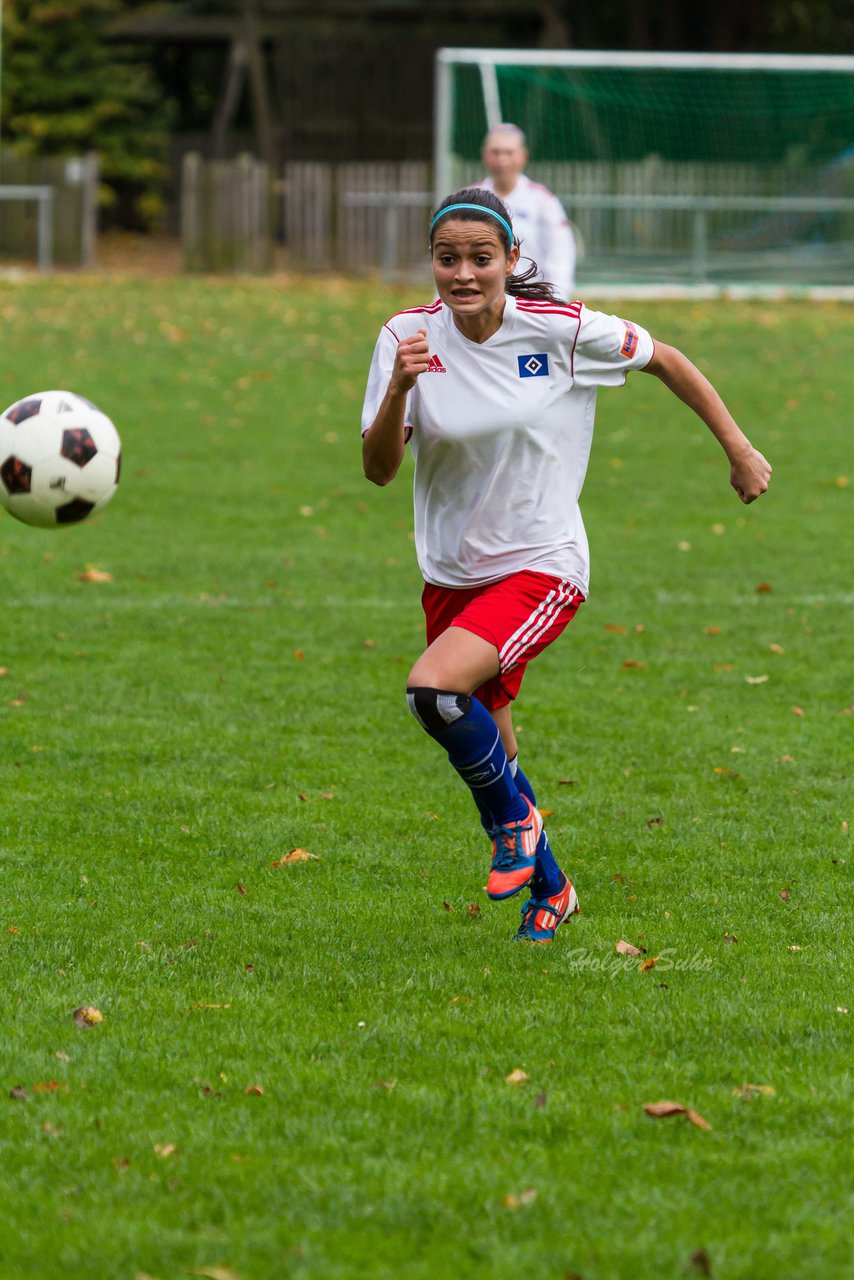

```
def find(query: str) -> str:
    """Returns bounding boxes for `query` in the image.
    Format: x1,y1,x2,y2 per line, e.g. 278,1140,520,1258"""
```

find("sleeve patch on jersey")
518,353,550,378
620,323,639,359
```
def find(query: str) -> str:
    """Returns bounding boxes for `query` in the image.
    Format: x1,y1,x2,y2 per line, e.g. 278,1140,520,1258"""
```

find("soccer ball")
0,390,121,528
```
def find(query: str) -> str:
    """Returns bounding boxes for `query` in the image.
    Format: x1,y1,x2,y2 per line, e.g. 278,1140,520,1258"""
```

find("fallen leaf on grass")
780,888,790,902
755,582,773,593
837,1006,849,1014
723,933,739,945
76,566,113,584
188,1003,231,1012
505,1069,530,1086
31,1081,68,1093
787,945,803,952
792,706,805,717
538,808,555,818
6,926,20,935
373,1078,397,1092
732,1083,775,1100
713,767,739,778
615,940,644,956
639,956,660,972
558,779,578,786
236,883,246,895
72,1006,103,1029
502,1187,538,1210
621,659,645,669
0,668,8,677
713,662,735,672
646,816,663,827
442,901,454,912
153,1142,177,1158
643,1101,712,1130
9,1086,28,1101
745,674,769,685
605,623,628,634
534,1091,547,1109
191,1268,240,1280
705,626,721,635
688,1247,713,1277
466,903,482,918
270,848,318,867
243,1084,265,1096
769,643,785,654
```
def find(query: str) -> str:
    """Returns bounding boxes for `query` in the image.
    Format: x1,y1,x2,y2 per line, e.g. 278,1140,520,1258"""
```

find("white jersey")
478,173,576,300
360,296,654,597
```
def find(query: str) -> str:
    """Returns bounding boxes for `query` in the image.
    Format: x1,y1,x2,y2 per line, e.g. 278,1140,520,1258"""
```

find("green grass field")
0,277,850,1280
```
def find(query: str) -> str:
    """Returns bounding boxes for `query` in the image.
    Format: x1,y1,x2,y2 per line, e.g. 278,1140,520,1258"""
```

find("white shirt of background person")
477,123,576,301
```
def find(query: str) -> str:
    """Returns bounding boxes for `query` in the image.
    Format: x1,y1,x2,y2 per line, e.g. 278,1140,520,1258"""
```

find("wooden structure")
113,1,541,166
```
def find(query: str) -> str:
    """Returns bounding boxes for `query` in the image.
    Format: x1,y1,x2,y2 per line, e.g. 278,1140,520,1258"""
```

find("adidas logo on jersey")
426,354,447,373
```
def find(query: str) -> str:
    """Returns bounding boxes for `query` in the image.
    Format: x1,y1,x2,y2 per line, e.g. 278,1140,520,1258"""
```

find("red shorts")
422,570,585,711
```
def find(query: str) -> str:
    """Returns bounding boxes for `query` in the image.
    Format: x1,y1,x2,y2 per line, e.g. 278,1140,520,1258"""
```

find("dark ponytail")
429,188,565,304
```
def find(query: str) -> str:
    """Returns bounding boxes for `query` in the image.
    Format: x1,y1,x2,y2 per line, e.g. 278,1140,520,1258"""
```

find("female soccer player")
360,188,771,944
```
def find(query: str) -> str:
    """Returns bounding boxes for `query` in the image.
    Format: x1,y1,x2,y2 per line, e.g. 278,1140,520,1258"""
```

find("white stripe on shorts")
499,579,578,673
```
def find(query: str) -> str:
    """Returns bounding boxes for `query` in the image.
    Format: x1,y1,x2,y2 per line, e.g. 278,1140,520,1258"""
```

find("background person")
478,122,577,299
360,188,771,944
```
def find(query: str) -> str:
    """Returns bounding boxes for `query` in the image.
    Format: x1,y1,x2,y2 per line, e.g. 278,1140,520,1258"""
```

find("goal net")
434,50,854,288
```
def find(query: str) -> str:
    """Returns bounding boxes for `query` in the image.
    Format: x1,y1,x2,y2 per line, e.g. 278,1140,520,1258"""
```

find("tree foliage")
1,1,174,227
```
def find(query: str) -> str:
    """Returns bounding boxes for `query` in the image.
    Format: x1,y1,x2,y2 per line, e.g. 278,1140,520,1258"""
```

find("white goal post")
433,49,854,288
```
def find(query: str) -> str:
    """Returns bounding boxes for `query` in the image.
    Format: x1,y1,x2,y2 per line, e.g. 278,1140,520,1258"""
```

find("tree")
1,0,174,227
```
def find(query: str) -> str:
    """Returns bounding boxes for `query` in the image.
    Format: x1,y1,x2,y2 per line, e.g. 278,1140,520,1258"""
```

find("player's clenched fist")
390,328,430,393
730,444,772,504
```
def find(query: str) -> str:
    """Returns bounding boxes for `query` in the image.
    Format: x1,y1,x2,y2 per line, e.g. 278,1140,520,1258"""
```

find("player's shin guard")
406,687,528,826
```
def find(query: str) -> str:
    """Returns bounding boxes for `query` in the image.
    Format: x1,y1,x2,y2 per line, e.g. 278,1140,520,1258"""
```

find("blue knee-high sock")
407,689,528,827
531,830,564,898
507,756,563,895
478,754,537,833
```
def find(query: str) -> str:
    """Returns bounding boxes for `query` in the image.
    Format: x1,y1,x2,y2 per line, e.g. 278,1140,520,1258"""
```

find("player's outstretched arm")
362,329,430,486
643,341,772,504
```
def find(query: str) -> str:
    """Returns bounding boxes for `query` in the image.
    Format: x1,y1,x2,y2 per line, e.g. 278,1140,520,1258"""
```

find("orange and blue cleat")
514,873,580,943
486,796,542,900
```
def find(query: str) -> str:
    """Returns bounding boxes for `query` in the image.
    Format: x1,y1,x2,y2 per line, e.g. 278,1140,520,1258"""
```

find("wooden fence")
179,155,854,284
182,152,272,273
0,152,99,268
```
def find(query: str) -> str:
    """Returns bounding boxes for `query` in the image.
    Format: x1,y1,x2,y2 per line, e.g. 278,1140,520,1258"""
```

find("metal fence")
0,153,99,269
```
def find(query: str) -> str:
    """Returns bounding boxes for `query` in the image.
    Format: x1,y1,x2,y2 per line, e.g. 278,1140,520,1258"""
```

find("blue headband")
429,202,515,245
